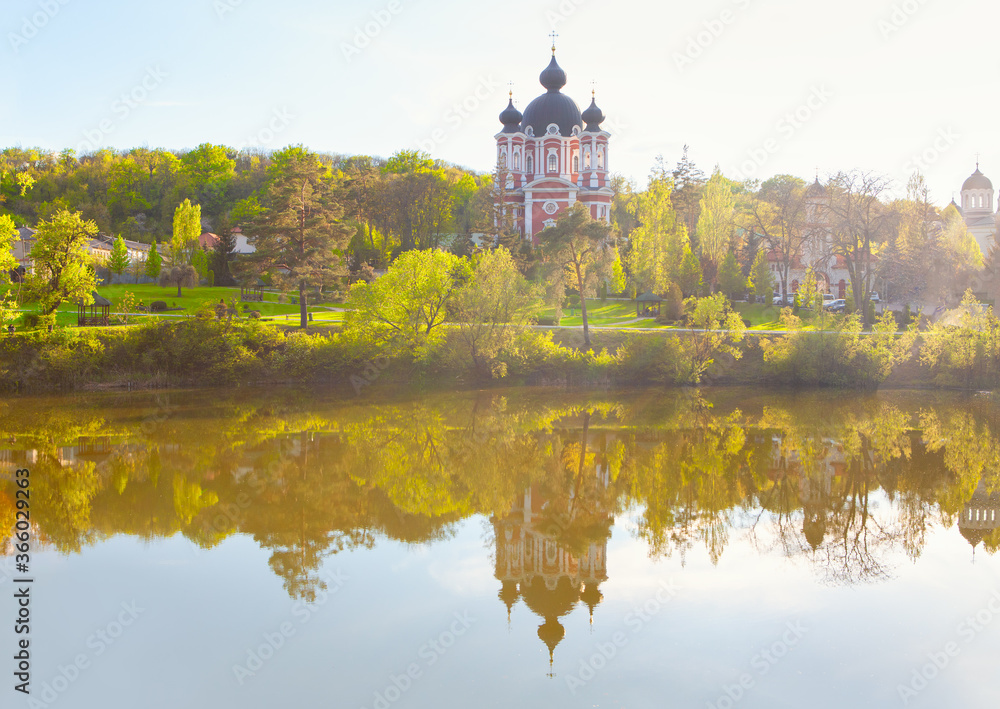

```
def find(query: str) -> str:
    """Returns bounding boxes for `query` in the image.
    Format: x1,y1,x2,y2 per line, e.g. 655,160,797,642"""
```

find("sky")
1,0,995,205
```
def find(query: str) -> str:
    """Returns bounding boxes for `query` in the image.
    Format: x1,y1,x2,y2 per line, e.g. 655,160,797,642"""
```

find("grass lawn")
5,284,346,331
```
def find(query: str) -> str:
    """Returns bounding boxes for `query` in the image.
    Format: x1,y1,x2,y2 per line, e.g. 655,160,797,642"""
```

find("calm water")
1,387,999,709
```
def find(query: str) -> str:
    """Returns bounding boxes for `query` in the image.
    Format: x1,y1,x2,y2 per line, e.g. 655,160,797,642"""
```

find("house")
12,227,36,272
231,226,256,255
87,233,152,265
199,227,256,255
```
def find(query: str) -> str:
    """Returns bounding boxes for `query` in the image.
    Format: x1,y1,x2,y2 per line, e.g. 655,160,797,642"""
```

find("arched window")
513,150,521,170
548,153,558,172
498,147,507,167
584,149,591,169
526,155,533,174
573,153,579,172
597,148,604,169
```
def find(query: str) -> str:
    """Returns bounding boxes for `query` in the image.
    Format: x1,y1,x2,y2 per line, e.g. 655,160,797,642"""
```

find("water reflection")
2,389,999,610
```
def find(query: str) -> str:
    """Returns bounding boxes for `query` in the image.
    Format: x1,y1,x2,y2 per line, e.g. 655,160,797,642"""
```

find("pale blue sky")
2,0,995,204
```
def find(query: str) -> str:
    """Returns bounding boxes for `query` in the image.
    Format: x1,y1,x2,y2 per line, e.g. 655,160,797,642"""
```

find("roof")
806,178,827,197
199,232,220,250
636,292,662,302
581,96,605,132
15,227,36,240
520,55,583,137
963,167,993,192
83,291,111,307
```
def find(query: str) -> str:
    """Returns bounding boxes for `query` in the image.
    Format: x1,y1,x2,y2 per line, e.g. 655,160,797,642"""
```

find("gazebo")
636,292,662,317
240,278,265,302
78,291,111,326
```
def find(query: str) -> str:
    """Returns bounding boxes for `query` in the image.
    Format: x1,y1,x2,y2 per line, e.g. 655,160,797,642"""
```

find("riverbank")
0,315,995,392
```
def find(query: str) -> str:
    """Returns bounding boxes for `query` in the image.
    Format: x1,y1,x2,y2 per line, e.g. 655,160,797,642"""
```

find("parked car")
870,292,881,303
773,294,794,306
822,293,836,304
824,299,846,313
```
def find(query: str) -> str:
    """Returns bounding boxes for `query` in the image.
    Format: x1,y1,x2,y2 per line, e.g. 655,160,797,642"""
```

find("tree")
826,171,892,322
344,249,469,356
747,176,807,298
145,240,163,279
0,214,17,328
452,247,538,378
625,161,688,295
210,228,237,287
696,167,737,268
191,248,209,280
538,203,614,349
717,251,747,301
240,147,353,329
671,145,706,238
750,250,774,302
25,209,99,320
108,235,130,281
678,245,703,297
159,265,198,298
172,199,201,265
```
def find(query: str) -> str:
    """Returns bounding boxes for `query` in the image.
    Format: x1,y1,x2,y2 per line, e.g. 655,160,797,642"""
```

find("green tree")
108,235,130,281
240,147,353,329
717,250,747,300
678,245,703,297
696,167,737,268
538,202,614,349
345,248,469,356
750,250,774,302
626,162,688,294
191,248,209,280
452,247,538,378
145,240,163,279
159,264,198,298
25,209,99,320
0,214,17,328
172,199,202,265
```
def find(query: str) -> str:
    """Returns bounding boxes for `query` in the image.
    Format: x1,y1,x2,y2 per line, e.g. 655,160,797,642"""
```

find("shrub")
150,301,168,312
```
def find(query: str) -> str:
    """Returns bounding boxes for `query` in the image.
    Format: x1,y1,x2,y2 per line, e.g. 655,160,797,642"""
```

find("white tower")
961,164,997,256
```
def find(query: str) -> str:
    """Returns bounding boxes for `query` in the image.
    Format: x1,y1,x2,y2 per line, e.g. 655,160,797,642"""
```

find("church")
495,42,613,241
957,164,999,257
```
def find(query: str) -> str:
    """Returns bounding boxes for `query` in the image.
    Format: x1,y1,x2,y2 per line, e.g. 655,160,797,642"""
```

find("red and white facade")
495,52,613,242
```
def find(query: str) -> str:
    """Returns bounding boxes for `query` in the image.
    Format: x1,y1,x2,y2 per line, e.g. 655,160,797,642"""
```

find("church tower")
960,164,998,256
495,41,613,242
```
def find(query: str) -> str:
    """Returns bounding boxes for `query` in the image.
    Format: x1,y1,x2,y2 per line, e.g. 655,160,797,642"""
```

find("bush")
150,301,168,312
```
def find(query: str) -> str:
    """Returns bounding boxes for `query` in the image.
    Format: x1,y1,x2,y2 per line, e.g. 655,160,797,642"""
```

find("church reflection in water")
493,463,612,670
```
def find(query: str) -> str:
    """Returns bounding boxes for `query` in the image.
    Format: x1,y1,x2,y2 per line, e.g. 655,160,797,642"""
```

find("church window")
498,148,507,167
573,153,579,172
597,148,604,169
526,155,533,174
548,152,558,172
513,150,521,170
584,149,591,169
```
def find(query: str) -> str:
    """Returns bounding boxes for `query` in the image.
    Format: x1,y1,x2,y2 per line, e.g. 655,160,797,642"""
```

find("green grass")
6,284,346,331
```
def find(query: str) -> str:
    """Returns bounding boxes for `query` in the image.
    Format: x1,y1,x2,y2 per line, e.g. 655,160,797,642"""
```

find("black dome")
539,56,567,92
520,54,582,137
499,98,523,134
582,96,605,132
521,94,582,136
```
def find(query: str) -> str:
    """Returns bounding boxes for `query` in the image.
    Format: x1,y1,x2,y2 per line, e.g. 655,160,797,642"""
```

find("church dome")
499,97,523,134
581,96,605,132
806,178,827,197
963,168,993,192
520,55,582,137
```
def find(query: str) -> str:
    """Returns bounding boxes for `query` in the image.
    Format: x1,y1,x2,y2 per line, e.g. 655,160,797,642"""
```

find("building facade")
495,48,613,241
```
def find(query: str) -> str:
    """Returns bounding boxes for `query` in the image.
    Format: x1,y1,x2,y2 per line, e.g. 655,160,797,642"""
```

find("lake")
1,386,998,709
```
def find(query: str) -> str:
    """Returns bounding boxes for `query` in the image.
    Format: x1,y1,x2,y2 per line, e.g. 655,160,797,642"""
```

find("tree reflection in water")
1,389,998,629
